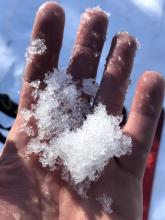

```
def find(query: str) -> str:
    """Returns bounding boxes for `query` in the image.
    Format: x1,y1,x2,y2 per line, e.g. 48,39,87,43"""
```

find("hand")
0,2,164,220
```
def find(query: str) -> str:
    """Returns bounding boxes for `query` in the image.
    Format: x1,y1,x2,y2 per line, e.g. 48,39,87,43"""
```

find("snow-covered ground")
0,0,164,219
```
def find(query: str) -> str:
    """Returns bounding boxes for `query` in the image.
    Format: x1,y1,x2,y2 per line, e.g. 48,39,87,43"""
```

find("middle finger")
67,7,108,83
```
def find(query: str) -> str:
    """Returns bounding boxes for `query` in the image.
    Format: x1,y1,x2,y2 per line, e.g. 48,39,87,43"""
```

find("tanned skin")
0,2,164,220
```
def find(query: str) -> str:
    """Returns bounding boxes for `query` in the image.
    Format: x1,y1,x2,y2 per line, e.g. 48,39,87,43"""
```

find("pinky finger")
122,71,164,178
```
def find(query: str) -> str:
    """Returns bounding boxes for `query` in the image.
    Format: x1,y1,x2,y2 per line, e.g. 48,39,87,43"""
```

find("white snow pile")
25,38,47,63
20,68,132,196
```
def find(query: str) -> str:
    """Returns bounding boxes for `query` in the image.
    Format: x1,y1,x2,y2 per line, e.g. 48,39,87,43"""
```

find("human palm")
0,2,164,220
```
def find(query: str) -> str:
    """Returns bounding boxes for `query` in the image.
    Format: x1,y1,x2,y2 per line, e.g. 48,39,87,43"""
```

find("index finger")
18,2,65,111
24,2,65,83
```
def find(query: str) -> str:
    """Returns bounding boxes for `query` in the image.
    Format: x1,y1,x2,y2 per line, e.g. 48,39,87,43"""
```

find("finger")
121,71,164,178
95,32,137,115
67,7,108,82
18,2,65,111
24,2,65,82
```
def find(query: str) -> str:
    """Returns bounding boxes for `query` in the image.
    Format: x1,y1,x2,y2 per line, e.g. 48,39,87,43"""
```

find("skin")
0,2,164,220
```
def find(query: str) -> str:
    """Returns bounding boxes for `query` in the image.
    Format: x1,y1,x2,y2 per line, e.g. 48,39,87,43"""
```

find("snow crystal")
80,6,110,25
81,11,91,24
31,80,41,99
82,78,98,97
143,76,148,82
25,38,47,63
20,109,33,122
94,51,101,58
135,37,141,49
96,194,113,215
19,109,34,136
30,80,40,89
128,40,132,46
118,56,122,62
85,6,111,18
21,69,132,196
116,32,140,49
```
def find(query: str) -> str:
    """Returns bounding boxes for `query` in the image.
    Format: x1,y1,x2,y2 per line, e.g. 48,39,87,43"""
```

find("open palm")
0,2,164,220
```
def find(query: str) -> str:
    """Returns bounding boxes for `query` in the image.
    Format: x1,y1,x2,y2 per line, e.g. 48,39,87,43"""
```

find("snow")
85,6,111,18
25,38,47,63
82,78,99,97
96,194,113,215
0,0,164,218
23,69,132,199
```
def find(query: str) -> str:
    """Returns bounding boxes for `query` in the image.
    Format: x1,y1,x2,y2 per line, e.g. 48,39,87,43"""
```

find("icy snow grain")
22,69,132,196
97,194,113,214
82,78,98,97
80,6,110,25
25,38,47,63
85,6,111,18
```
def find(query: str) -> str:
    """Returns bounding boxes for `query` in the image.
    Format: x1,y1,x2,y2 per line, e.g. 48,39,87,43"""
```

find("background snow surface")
0,0,164,219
